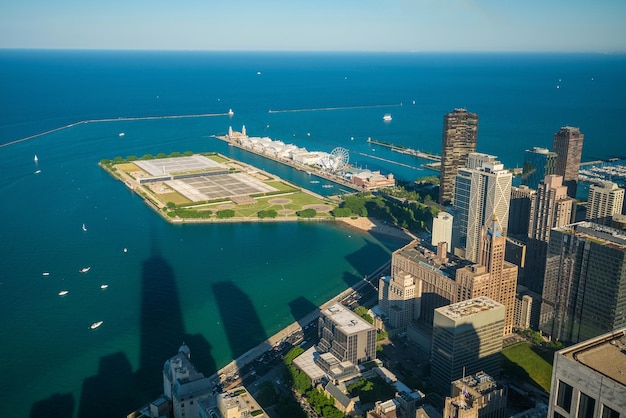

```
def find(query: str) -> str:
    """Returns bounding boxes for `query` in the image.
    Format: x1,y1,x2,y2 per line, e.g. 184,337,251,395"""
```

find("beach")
337,216,417,242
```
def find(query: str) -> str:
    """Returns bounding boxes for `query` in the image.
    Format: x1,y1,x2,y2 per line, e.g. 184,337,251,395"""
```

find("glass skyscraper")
522,147,557,190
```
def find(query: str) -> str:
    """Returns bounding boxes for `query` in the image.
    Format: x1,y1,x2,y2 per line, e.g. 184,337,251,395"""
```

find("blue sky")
1,0,625,52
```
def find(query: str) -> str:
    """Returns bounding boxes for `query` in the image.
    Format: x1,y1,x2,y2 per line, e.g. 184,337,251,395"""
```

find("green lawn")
502,342,554,392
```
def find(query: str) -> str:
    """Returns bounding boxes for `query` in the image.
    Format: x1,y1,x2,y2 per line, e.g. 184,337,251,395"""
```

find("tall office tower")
525,175,576,293
540,222,626,344
432,211,454,249
548,329,626,418
378,272,421,332
318,303,377,365
431,297,505,392
586,181,625,226
521,147,557,190
508,185,536,237
455,216,518,335
553,126,584,198
163,344,212,418
439,108,478,205
467,152,498,170
388,240,473,326
454,159,512,263
444,372,508,418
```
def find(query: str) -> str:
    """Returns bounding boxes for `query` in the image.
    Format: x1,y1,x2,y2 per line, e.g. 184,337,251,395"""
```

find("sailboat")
34,155,39,162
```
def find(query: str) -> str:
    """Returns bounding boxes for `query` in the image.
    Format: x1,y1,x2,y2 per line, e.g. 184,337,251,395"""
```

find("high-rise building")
163,344,212,418
547,328,626,418
525,175,576,293
553,126,584,198
508,185,536,238
540,222,626,344
431,297,505,391
522,147,557,190
444,372,508,418
432,211,454,250
455,216,518,335
378,272,421,332
439,109,478,205
586,181,625,226
318,303,377,365
453,157,512,263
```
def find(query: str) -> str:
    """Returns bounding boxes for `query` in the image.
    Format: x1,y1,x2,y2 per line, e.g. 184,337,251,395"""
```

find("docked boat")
100,284,108,289
90,321,103,329
58,290,69,296
79,267,91,273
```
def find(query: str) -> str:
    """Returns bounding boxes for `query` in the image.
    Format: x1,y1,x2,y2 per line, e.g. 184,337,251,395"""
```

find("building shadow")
343,239,391,288
29,233,217,418
212,281,268,360
288,296,319,327
29,393,74,418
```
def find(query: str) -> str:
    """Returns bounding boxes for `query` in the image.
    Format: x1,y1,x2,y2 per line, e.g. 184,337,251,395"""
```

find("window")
556,380,573,413
578,392,595,418
601,405,619,418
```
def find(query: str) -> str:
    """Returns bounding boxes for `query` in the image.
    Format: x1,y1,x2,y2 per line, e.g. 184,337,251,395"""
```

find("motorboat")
34,155,38,162
90,321,103,329
42,272,50,276
58,290,69,296
100,284,109,290
79,267,91,273
82,223,87,232
119,132,125,137
383,114,392,121
34,170,41,174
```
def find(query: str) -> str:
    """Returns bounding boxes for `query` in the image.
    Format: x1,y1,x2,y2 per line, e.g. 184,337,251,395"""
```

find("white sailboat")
34,155,39,162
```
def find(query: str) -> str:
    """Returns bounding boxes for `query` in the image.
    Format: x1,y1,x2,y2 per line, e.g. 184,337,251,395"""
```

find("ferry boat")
90,321,103,329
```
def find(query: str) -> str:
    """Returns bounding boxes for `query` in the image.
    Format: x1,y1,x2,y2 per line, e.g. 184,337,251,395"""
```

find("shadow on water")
212,281,268,360
288,296,320,327
29,394,74,418
30,232,217,418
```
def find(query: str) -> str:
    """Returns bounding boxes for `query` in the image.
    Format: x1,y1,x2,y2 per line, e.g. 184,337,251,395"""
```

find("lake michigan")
0,50,625,417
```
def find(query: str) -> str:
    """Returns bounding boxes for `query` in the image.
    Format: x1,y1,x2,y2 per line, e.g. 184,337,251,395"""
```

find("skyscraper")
432,211,454,249
525,175,576,293
540,222,626,344
431,296,505,391
586,181,625,226
455,216,518,335
553,126,584,198
522,147,557,190
453,156,512,263
439,108,478,205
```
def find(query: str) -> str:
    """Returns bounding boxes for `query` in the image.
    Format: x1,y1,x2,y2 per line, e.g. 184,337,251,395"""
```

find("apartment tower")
540,222,626,344
586,181,625,226
525,175,576,293
553,126,584,199
439,108,478,205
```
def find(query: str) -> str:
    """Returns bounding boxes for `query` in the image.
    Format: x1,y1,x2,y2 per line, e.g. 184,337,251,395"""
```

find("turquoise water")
1,51,625,417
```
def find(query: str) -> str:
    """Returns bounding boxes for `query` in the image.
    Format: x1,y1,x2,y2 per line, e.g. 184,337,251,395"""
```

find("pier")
367,138,441,162
268,103,403,114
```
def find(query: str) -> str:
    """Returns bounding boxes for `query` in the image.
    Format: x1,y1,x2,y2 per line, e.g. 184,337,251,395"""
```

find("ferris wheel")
322,147,350,172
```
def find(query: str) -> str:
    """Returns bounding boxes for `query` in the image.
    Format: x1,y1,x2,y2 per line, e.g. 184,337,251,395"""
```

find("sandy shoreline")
337,216,417,242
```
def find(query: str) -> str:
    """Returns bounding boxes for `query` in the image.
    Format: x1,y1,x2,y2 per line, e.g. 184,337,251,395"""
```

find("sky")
1,0,625,52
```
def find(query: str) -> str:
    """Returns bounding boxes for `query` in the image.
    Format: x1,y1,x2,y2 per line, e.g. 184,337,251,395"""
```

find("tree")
354,306,374,324
331,207,352,218
296,208,316,218
216,209,235,219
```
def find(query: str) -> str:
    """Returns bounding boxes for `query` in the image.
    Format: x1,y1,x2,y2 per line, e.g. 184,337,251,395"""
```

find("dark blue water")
0,50,625,417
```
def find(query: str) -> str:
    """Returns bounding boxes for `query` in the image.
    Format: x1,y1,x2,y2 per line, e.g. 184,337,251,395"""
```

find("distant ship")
383,114,392,121
90,321,103,329
34,170,41,174
82,223,87,232
58,290,69,296
100,284,108,289
34,155,38,162
119,132,125,137
42,272,50,276
228,108,234,116
79,267,91,273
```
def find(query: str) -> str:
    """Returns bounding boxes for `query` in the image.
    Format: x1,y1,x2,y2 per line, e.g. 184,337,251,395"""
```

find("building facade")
454,158,512,263
548,329,626,418
432,211,454,250
439,108,479,205
540,222,626,344
444,372,508,418
553,126,584,199
431,297,505,391
586,181,625,226
522,147,557,190
508,185,536,238
378,272,421,333
525,175,576,293
318,303,377,365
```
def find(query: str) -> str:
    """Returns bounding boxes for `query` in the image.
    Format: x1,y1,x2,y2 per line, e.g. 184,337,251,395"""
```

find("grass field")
502,342,554,392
